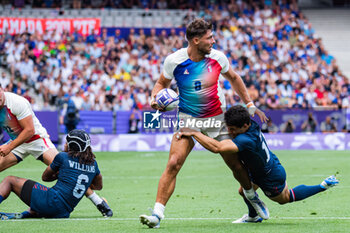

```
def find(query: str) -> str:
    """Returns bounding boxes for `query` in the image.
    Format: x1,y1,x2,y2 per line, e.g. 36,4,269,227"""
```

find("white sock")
243,187,256,199
88,192,103,206
153,202,165,219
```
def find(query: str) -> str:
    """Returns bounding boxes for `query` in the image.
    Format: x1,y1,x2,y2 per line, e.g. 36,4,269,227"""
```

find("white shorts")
177,112,230,140
10,137,56,160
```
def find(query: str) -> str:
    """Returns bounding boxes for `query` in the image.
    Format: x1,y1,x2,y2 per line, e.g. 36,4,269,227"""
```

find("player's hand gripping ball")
156,88,179,111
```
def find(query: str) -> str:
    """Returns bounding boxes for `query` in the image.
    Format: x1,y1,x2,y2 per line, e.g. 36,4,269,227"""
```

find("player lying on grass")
0,129,103,219
178,105,339,223
0,87,112,217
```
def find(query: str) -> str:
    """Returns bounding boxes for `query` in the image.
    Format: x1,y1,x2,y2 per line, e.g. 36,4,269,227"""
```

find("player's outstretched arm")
0,115,35,157
42,166,59,182
222,67,251,104
90,174,103,190
252,107,268,123
178,129,238,154
222,67,268,123
150,73,172,110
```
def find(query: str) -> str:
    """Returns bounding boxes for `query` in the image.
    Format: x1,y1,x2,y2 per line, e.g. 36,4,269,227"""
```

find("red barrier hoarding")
0,18,100,35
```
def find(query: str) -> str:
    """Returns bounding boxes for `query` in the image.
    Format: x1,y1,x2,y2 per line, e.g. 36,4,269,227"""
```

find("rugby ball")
156,88,179,111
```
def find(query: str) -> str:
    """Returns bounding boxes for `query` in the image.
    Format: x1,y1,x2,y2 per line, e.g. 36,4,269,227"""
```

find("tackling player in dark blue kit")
178,105,339,223
0,129,103,219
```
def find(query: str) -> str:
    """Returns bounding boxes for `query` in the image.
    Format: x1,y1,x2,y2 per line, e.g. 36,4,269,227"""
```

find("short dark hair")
224,105,251,128
186,18,213,41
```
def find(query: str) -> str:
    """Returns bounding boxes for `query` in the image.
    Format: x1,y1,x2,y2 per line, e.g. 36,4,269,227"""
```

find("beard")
198,44,211,56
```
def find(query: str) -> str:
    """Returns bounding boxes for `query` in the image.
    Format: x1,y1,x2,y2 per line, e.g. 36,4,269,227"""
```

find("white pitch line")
4,217,350,222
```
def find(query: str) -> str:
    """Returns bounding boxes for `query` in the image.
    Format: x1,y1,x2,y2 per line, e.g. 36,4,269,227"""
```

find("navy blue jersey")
233,120,281,183
50,152,100,212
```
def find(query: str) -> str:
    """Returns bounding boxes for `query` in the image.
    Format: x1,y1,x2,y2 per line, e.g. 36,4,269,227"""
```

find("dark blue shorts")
253,164,287,198
30,182,70,218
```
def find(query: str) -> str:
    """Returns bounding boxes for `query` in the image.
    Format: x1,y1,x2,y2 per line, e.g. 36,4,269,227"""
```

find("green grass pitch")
0,150,349,232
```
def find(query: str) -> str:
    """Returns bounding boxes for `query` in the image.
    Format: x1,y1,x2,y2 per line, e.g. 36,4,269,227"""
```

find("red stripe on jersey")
42,138,50,148
25,134,41,143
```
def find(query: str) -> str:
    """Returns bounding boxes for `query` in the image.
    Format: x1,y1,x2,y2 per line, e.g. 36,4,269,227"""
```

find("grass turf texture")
0,150,349,232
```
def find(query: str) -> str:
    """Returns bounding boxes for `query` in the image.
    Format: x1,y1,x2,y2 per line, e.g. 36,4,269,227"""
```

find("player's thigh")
42,147,59,165
256,164,287,198
269,182,290,204
30,183,69,217
12,177,29,197
0,153,20,172
168,133,194,167
2,176,28,197
26,138,58,165
178,112,229,140
204,113,230,140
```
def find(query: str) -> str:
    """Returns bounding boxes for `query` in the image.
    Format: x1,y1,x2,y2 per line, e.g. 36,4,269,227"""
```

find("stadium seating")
60,111,114,134
0,8,189,27
1,1,349,134
303,9,350,78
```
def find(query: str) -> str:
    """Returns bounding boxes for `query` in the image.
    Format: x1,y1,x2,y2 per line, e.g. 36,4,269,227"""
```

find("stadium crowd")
0,0,349,114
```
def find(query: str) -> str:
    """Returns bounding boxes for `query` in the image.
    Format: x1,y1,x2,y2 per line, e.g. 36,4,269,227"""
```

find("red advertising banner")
0,18,100,35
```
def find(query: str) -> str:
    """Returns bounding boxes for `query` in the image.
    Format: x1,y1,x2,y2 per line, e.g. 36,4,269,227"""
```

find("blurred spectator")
255,98,268,111
266,95,280,109
320,116,337,133
71,90,85,110
281,119,295,133
63,100,80,133
73,0,81,8
342,123,350,133
301,112,317,133
128,108,142,133
81,95,93,110
0,72,10,88
261,117,279,134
